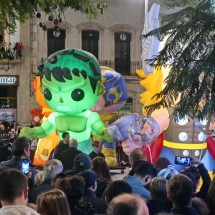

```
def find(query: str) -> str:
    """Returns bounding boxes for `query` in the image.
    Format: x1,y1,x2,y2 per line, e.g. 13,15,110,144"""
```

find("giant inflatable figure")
108,1,215,173
108,68,215,173
91,66,127,166
30,66,127,167
20,49,111,155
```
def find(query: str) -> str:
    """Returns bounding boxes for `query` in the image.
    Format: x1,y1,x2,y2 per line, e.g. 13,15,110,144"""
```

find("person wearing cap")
124,162,157,200
65,153,92,176
78,170,107,214
59,139,81,172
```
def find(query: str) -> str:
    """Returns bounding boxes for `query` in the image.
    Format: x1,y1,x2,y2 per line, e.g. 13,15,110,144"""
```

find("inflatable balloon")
108,112,166,163
128,115,160,146
91,66,127,167
30,65,127,167
20,49,111,155
136,64,215,172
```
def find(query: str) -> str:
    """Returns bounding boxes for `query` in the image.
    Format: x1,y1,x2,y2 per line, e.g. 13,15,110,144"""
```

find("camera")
174,156,191,167
22,159,30,175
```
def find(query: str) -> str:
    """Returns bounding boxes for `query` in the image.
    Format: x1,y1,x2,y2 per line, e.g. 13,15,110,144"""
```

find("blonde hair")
37,189,71,215
34,171,44,186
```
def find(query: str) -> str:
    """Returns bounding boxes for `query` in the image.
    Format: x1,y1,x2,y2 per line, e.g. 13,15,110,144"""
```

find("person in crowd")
106,193,149,215
89,140,105,160
0,124,5,138
92,156,112,197
129,148,147,166
181,156,211,199
0,136,37,177
59,139,81,171
147,177,171,215
65,153,92,176
30,138,38,162
9,128,17,143
55,175,96,215
0,169,39,215
154,157,171,170
167,174,198,215
53,132,70,159
104,180,132,204
116,141,129,165
78,170,107,214
206,176,215,215
192,197,209,215
0,136,12,163
36,189,71,215
29,159,63,203
128,148,149,176
34,171,44,186
124,162,157,199
2,117,10,132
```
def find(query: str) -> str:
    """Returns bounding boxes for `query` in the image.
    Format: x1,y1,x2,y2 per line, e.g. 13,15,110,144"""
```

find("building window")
47,28,66,56
82,30,99,59
117,97,133,115
0,86,17,109
115,32,131,75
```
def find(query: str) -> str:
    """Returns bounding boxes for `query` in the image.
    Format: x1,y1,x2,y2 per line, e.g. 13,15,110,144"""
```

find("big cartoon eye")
44,88,52,101
71,88,84,101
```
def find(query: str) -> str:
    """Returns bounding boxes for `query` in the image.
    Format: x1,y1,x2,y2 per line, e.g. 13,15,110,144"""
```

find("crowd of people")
0,128,214,215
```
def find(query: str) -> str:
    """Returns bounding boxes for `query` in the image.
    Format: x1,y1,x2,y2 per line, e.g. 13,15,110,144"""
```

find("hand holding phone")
174,156,191,167
22,159,30,175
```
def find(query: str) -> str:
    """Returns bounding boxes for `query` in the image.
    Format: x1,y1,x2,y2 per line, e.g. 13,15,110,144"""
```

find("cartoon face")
41,74,101,115
38,49,104,115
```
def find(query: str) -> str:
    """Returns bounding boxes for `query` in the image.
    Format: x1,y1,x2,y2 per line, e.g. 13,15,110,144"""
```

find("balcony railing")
99,60,141,76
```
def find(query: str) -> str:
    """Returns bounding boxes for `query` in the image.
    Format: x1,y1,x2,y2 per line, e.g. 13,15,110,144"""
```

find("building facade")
0,0,160,125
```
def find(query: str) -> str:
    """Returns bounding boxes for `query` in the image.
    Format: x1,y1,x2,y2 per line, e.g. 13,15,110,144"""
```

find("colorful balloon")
20,49,111,155
128,115,160,146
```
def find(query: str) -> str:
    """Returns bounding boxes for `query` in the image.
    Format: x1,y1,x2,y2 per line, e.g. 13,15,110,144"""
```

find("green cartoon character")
20,49,112,154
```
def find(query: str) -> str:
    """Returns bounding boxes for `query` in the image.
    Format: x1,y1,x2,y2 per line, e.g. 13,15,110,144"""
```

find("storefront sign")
0,76,19,85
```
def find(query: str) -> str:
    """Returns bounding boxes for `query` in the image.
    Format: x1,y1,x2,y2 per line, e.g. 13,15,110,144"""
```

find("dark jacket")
29,179,52,203
147,199,172,215
195,163,211,199
89,151,105,161
59,147,81,171
83,190,107,215
170,207,199,215
53,141,69,160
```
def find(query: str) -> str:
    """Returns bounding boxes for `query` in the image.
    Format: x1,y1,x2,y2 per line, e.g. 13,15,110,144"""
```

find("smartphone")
22,159,30,175
174,156,191,167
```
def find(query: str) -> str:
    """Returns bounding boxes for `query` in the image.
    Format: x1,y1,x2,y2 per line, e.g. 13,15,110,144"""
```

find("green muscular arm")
20,119,56,139
90,112,112,142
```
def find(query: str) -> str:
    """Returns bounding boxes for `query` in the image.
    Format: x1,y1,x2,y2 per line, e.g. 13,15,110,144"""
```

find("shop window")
0,86,17,109
115,32,131,75
82,30,99,59
117,97,133,115
47,28,66,57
